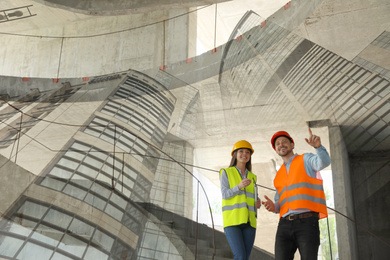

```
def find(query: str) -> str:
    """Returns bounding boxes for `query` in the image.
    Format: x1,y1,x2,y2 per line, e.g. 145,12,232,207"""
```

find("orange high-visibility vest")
274,154,328,219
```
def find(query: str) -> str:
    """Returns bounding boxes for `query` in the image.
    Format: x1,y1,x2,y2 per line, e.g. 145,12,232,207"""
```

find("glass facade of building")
0,70,185,259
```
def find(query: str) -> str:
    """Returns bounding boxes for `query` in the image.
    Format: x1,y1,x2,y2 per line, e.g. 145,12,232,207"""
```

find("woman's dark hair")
229,148,252,171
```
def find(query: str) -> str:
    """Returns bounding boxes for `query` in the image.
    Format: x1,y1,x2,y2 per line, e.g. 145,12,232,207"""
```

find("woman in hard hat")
220,140,261,260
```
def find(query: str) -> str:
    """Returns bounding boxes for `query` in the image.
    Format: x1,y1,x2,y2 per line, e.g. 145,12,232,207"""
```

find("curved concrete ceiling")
33,0,229,15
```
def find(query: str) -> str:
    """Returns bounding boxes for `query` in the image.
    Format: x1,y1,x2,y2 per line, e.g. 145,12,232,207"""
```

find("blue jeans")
275,216,320,260
224,222,256,260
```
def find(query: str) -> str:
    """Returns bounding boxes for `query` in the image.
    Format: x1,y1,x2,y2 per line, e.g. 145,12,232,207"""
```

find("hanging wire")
163,19,166,66
7,112,23,163
214,3,217,49
15,112,23,163
112,124,117,189
326,216,333,260
195,181,200,259
57,37,64,79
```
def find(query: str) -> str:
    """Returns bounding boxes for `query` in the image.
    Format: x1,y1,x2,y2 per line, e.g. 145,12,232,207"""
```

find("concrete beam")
35,0,230,15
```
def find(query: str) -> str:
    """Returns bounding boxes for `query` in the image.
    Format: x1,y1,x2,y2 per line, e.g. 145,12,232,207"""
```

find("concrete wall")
350,150,390,259
0,9,192,78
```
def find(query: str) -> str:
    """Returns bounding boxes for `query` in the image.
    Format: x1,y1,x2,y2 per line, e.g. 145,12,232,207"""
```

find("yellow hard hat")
231,140,254,156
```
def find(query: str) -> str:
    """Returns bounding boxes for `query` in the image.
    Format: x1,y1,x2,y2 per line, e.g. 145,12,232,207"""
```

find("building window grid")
260,88,284,116
234,65,257,98
310,64,340,96
84,117,161,166
341,87,384,128
41,166,144,232
230,12,262,39
158,113,170,130
262,36,388,153
151,128,165,148
344,116,386,151
292,46,326,85
275,102,298,125
283,45,324,86
222,46,245,72
344,99,370,122
291,50,336,94
0,198,136,260
372,79,390,98
298,56,344,109
334,57,351,73
223,21,288,73
263,33,300,71
262,35,285,68
372,31,390,51
114,87,172,124
354,57,390,81
313,68,353,109
282,45,313,85
327,75,389,151
257,24,283,52
123,78,174,114
260,87,294,124
38,141,150,231
223,38,282,103
151,144,188,214
351,69,372,84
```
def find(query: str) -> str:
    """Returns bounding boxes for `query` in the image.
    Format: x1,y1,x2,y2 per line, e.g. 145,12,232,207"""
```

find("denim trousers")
224,222,256,260
275,216,320,260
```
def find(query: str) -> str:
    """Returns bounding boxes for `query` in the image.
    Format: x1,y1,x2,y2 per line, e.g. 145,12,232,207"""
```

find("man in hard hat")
262,128,331,259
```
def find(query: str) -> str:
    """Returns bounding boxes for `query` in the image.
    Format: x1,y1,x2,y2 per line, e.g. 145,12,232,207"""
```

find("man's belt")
282,212,319,221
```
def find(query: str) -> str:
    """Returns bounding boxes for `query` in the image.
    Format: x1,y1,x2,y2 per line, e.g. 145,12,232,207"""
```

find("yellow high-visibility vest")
220,167,257,228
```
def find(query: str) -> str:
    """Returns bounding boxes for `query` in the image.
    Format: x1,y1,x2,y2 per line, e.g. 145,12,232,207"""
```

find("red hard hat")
271,131,294,150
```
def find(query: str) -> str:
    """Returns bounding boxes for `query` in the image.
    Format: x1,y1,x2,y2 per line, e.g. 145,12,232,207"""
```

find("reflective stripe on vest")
274,154,328,219
220,167,257,228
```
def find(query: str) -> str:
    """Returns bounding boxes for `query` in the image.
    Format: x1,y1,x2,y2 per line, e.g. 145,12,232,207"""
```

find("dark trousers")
275,215,320,260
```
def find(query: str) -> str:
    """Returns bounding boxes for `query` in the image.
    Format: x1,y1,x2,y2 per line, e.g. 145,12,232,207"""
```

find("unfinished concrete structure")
0,0,389,259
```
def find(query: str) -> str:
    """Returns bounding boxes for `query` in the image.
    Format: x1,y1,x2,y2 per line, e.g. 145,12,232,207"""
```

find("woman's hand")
238,178,251,189
255,199,261,209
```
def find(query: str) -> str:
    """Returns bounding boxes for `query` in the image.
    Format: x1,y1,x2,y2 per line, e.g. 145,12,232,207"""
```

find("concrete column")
328,126,358,260
0,155,36,217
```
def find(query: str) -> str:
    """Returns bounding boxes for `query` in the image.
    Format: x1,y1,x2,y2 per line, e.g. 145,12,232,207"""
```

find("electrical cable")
214,3,217,49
